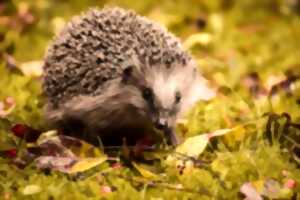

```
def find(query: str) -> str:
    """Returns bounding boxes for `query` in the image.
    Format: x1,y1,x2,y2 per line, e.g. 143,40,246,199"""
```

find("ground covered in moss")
0,0,299,199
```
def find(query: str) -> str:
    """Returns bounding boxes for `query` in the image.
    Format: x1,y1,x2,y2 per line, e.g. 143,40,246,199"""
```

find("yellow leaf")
68,157,107,174
176,134,209,158
19,60,43,77
176,128,232,158
36,130,58,145
22,185,42,195
132,162,160,180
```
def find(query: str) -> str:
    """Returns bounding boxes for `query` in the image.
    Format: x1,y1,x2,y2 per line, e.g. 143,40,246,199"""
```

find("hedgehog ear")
122,65,134,83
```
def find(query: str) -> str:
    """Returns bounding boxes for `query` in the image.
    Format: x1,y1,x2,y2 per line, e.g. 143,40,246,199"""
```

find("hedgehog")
42,7,213,146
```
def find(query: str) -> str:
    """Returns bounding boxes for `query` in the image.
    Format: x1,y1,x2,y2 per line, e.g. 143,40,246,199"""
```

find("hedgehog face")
121,61,214,145
121,65,184,144
141,85,180,128
140,85,181,145
147,66,193,130
145,63,216,145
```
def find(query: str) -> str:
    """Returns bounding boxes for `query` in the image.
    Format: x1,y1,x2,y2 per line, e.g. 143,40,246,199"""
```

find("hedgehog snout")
153,109,173,129
154,117,168,130
152,109,179,145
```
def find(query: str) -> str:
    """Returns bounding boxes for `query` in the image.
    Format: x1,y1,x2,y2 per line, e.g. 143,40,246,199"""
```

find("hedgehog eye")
175,91,181,104
123,66,133,76
142,87,153,102
122,66,134,83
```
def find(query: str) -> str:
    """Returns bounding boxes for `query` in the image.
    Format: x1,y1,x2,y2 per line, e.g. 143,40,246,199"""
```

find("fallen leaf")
260,179,281,198
176,134,209,158
176,128,231,158
19,60,43,77
68,157,107,174
35,155,106,174
34,133,104,158
36,130,58,145
22,185,42,195
35,156,76,173
132,162,161,180
241,179,294,200
240,182,263,200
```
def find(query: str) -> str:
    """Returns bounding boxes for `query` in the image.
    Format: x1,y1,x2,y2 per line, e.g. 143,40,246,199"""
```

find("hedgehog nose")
155,118,168,130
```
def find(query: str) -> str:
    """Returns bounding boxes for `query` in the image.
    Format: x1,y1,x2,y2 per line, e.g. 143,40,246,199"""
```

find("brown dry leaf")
34,131,105,158
240,179,294,200
32,131,108,173
240,182,263,200
35,155,107,174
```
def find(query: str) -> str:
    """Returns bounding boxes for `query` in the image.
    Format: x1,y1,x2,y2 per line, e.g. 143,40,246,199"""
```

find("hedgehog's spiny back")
43,7,191,108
